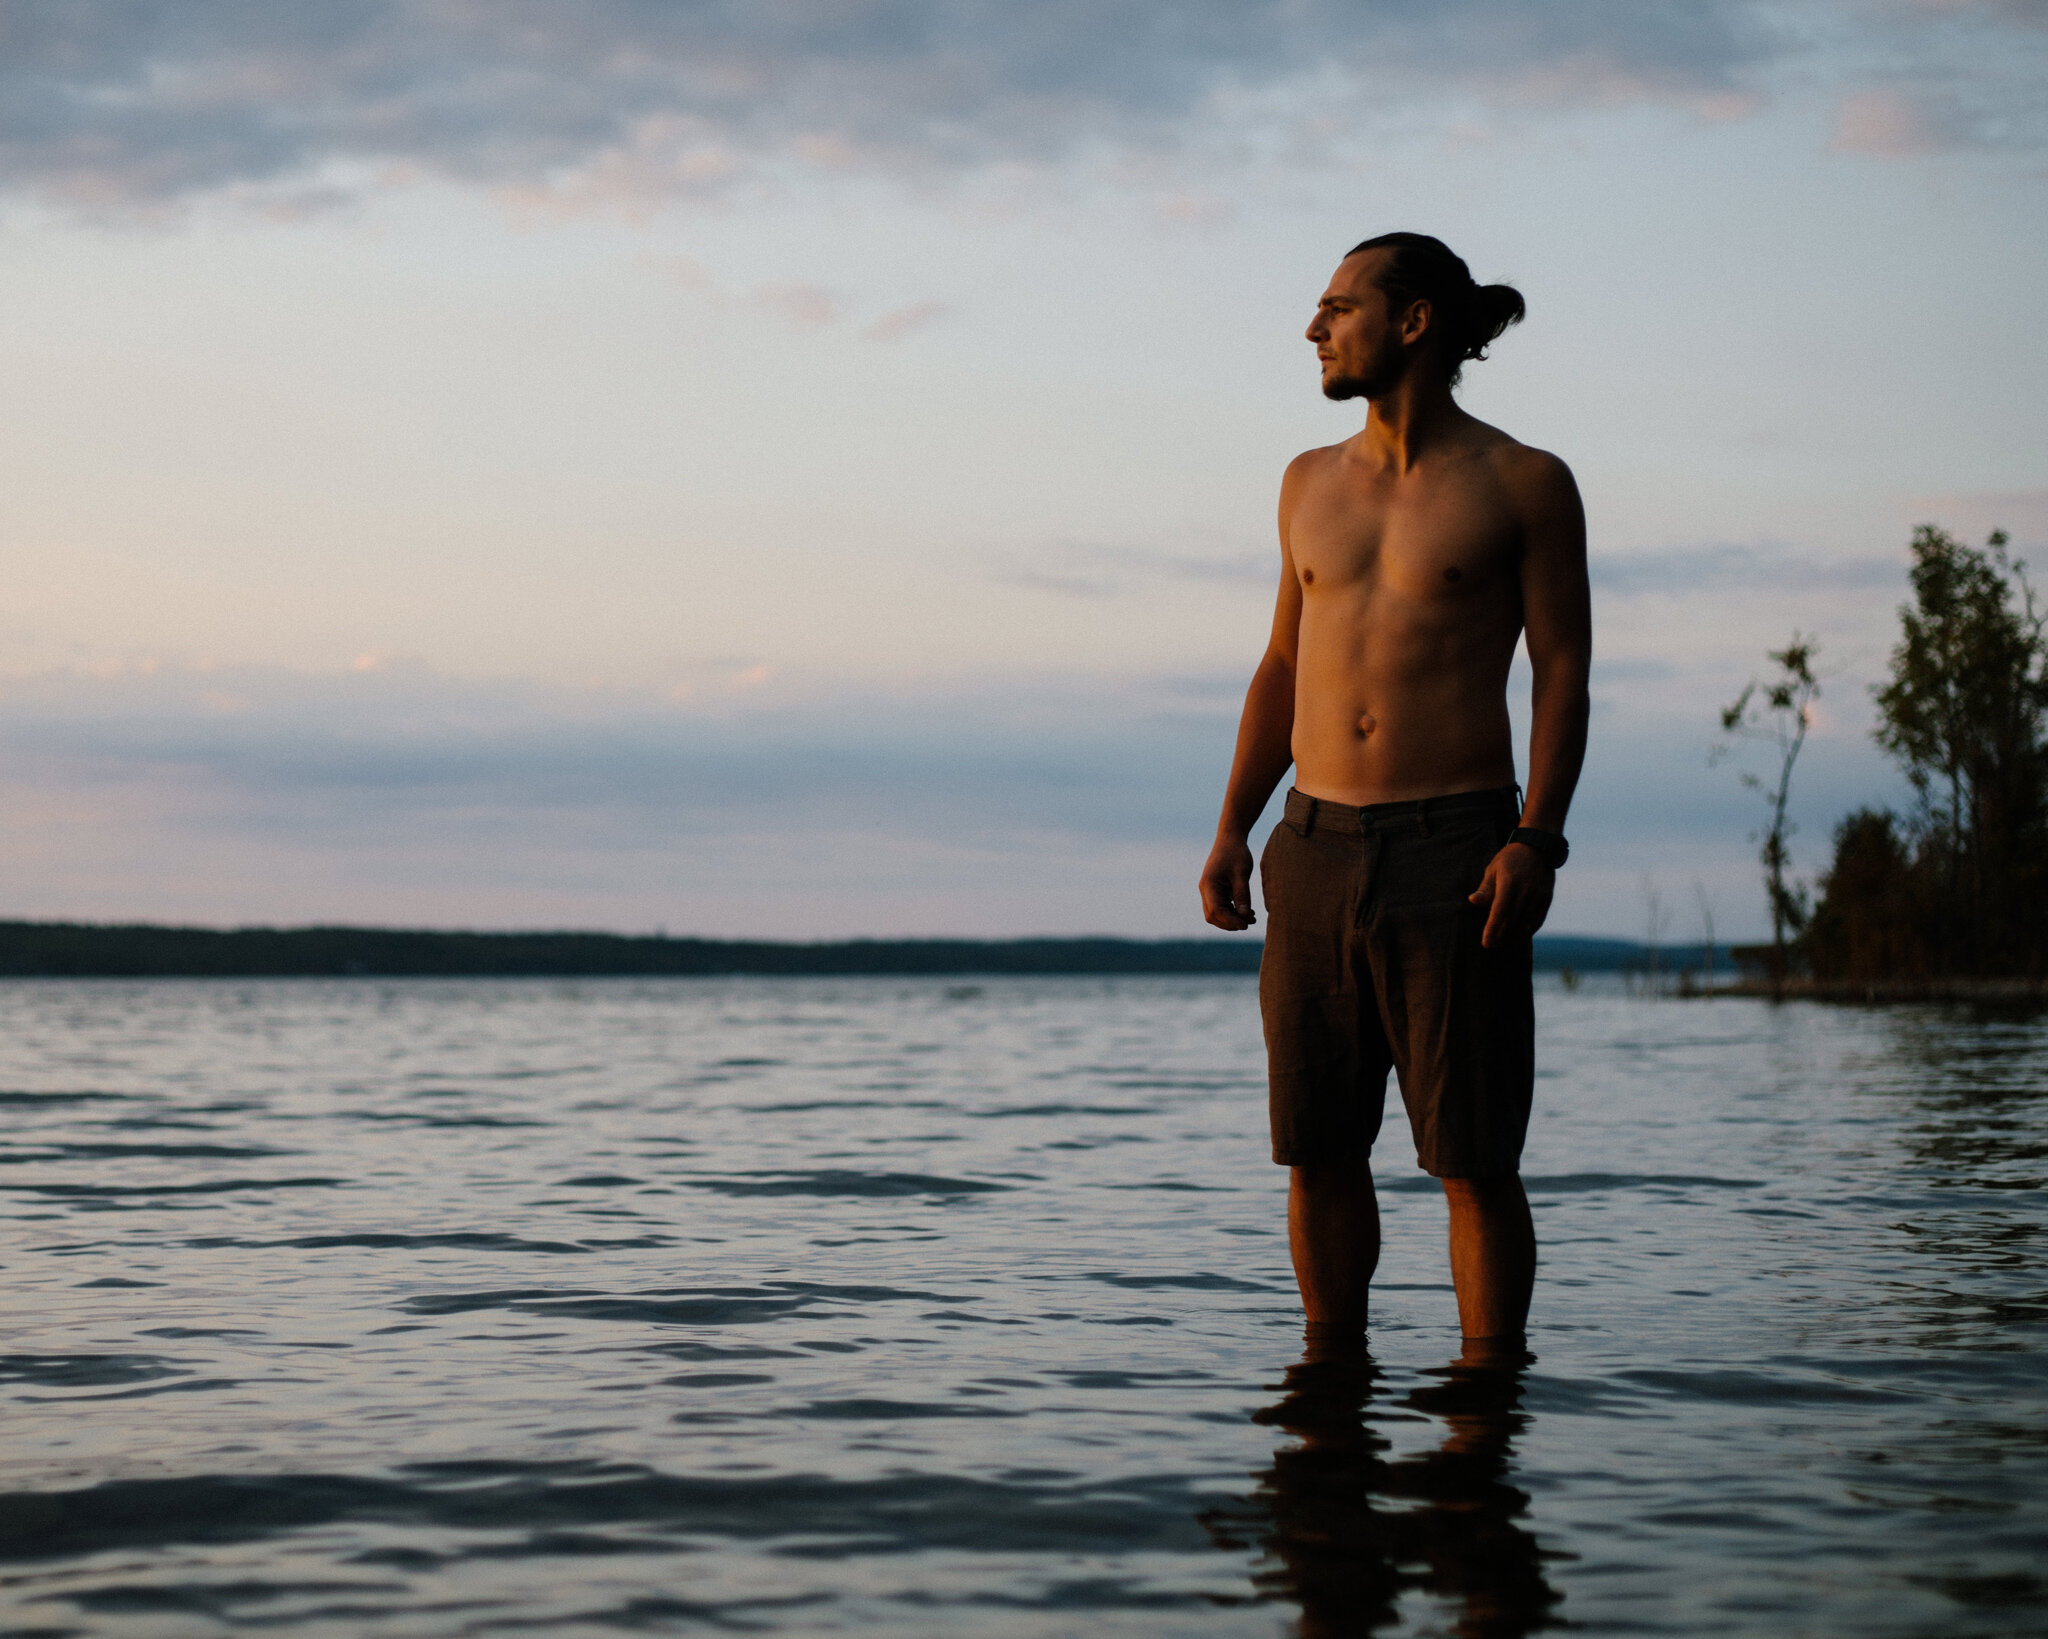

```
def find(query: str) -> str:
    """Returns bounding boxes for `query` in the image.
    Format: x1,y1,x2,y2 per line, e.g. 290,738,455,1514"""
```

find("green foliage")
1807,526,2048,980
1803,809,1928,981
1716,635,1820,988
1873,526,2045,820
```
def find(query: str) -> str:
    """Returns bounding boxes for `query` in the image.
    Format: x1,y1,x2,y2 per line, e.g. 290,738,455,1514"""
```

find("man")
1199,232,1590,1354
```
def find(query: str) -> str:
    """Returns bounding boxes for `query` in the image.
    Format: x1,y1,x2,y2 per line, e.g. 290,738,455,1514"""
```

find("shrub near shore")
1793,527,2048,985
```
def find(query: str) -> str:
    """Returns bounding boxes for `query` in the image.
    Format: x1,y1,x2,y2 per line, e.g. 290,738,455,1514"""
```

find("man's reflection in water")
1204,1342,1563,1637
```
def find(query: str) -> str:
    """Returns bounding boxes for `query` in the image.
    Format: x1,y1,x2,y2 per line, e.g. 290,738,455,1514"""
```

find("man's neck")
1359,370,1464,473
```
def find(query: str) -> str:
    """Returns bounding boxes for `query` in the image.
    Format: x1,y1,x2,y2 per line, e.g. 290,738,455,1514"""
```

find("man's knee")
1440,1173,1525,1209
1292,1161,1376,1200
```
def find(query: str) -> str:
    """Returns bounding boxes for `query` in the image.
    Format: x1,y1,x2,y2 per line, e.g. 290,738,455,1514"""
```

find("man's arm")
1470,451,1591,947
1200,463,1308,931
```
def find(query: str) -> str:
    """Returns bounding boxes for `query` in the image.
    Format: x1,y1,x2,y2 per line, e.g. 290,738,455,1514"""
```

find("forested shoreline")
0,923,1670,979
1726,524,2048,987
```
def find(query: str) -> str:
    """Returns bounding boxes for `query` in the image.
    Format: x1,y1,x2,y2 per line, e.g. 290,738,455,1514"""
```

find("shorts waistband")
1282,784,1519,836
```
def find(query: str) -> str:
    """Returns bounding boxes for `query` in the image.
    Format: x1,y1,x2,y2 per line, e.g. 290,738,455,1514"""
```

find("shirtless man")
1199,233,1590,1355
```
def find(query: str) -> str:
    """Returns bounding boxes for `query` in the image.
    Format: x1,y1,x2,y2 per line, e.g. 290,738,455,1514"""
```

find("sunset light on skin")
0,3,2043,940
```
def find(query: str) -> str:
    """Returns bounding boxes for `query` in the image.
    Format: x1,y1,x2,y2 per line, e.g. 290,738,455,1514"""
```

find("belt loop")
1416,796,1432,839
1301,796,1317,838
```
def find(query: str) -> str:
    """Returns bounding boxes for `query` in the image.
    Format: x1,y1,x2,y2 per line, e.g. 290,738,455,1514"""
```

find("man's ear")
1400,298,1433,348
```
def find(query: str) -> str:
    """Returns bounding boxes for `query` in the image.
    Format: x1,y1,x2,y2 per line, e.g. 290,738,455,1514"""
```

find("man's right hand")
1199,836,1258,931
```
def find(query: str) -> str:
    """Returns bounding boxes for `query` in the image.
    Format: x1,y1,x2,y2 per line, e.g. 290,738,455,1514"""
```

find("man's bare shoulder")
1469,423,1576,500
1278,441,1350,509
1452,424,1579,538
1465,428,1585,581
1284,441,1352,479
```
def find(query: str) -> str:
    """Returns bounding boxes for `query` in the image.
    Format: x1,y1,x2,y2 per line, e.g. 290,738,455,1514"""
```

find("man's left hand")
1468,842,1555,948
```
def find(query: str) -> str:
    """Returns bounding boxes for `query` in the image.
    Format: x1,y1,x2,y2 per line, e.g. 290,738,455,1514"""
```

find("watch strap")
1510,826,1569,868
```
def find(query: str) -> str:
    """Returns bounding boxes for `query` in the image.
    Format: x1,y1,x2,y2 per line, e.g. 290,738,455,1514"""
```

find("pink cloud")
647,256,841,329
1829,88,1949,156
748,282,839,329
860,300,951,342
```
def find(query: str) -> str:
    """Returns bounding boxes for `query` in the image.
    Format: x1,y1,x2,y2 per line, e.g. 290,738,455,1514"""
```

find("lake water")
0,975,2042,1637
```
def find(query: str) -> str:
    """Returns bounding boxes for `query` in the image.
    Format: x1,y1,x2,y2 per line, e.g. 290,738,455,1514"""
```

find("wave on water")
398,1281,972,1327
0,1462,1225,1563
0,1353,190,1388
675,1170,1014,1198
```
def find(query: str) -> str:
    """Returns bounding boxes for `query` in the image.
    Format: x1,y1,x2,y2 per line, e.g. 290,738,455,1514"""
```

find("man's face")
1306,251,1410,402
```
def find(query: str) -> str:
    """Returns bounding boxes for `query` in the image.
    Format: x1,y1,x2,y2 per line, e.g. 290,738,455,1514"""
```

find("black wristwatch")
1510,827,1569,869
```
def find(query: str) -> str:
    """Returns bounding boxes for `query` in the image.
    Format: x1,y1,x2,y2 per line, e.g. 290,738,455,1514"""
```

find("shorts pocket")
1376,818,1496,911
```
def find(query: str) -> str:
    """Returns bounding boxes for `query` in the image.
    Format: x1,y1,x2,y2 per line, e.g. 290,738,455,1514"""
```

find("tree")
1805,808,1926,982
1639,874,1672,994
1870,527,2048,975
1716,636,1819,992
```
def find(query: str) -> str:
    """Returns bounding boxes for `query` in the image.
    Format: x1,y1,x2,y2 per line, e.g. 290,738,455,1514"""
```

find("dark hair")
1346,232,1525,385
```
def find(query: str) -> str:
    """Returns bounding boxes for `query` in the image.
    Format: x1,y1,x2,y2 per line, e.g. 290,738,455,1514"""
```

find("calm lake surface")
0,975,2043,1637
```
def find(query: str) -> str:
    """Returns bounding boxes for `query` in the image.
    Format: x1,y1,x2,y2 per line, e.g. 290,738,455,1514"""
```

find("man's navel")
1356,712,1377,739
1443,566,1462,583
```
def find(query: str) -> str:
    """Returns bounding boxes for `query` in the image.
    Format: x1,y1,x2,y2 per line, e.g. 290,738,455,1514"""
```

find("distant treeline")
0,921,1675,979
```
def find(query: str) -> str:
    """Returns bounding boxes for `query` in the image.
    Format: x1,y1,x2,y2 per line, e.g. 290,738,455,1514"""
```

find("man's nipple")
1302,568,1315,586
1356,712,1377,739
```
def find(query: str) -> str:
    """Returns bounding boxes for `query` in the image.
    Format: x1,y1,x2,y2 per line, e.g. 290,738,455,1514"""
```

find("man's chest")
1290,472,1520,598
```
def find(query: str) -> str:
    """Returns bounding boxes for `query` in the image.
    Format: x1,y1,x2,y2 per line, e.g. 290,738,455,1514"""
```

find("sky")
0,0,2044,942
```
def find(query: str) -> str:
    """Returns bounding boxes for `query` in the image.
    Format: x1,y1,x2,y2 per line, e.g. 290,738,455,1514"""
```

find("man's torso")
1284,423,1533,806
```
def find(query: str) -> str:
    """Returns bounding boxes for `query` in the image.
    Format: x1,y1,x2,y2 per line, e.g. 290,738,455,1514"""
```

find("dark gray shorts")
1258,785,1534,1178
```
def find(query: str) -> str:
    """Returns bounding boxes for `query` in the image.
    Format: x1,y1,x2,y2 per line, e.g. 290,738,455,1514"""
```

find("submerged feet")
1301,1318,1369,1363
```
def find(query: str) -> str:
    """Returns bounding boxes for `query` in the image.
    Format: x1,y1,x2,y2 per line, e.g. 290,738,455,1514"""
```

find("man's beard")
1321,359,1405,402
1322,340,1406,402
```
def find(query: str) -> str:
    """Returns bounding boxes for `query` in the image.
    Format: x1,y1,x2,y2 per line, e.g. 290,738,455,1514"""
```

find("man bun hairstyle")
1347,231,1525,385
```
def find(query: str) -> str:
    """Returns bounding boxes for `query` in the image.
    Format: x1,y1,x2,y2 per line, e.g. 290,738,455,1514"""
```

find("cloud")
0,662,1231,845
748,281,840,329
0,660,1257,934
650,254,838,325
1824,0,2048,155
651,253,951,335
997,541,1273,600
1901,489,2048,547
1585,519,2048,615
0,1,1790,212
862,300,952,342
1589,542,1904,596
0,655,1906,939
1829,86,1970,153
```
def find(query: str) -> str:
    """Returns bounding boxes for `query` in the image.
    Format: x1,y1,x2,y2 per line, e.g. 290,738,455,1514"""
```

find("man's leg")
1289,1163,1381,1336
1441,1174,1534,1342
